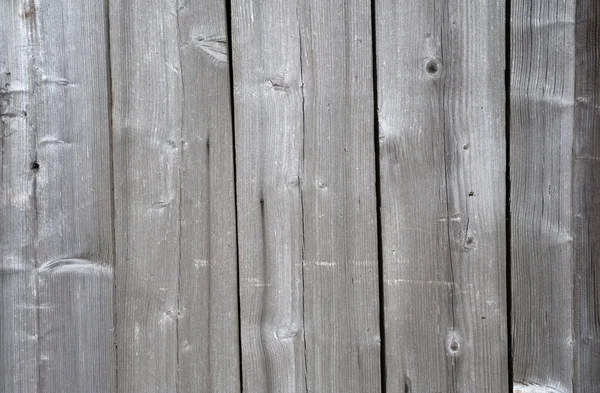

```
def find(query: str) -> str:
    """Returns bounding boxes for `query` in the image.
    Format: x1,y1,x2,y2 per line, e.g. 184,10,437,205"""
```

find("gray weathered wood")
299,0,382,391
176,1,240,392
231,0,382,391
5,0,600,390
1,2,39,392
110,0,240,391
376,0,508,391
34,2,116,390
573,0,600,391
230,0,306,391
110,0,182,391
510,0,576,390
2,1,116,392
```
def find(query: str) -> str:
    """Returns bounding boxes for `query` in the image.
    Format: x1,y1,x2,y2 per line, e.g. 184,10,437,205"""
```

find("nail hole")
30,161,39,171
463,143,469,150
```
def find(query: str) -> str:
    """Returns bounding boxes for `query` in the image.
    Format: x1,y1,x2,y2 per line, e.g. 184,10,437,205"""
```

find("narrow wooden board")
33,1,116,390
573,0,600,391
230,0,306,390
110,0,240,391
375,0,508,391
299,0,382,391
109,0,182,391
510,0,576,390
2,1,116,392
176,0,240,392
231,0,382,391
1,2,39,392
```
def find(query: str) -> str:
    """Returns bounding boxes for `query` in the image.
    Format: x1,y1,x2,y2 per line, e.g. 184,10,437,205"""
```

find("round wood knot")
425,59,441,76
448,340,460,353
464,236,475,251
446,331,462,355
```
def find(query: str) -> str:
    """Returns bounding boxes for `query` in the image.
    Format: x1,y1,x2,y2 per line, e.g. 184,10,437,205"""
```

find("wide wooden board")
376,0,508,390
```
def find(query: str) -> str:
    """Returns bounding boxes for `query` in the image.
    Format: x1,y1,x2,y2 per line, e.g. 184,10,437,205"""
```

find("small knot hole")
449,340,460,353
425,59,440,75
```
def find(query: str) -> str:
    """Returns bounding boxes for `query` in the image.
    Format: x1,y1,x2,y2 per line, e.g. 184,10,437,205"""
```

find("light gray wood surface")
176,0,240,392
510,0,576,390
109,0,240,392
230,0,306,391
375,0,508,391
109,0,182,391
2,1,116,392
573,0,600,391
231,0,382,391
1,2,40,392
298,0,381,391
4,0,600,391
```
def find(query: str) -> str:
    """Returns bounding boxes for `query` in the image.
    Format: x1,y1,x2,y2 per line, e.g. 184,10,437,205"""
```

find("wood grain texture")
2,0,116,392
1,2,38,392
231,0,382,391
176,0,240,392
510,0,576,390
110,0,182,391
376,0,508,391
573,0,600,391
110,0,240,391
299,0,382,391
230,0,306,391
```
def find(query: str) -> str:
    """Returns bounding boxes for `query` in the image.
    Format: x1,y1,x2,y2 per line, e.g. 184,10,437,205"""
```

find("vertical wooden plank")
110,0,182,391
33,0,116,391
176,0,240,392
110,0,240,391
2,0,116,392
230,0,306,391
376,0,508,391
232,0,382,391
299,1,382,392
510,0,575,390
1,2,38,392
573,0,600,391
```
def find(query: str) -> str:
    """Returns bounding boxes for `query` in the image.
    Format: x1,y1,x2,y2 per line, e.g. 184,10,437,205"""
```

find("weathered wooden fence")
1,0,598,392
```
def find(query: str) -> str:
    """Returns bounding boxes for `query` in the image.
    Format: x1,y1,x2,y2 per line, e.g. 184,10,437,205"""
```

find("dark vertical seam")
174,4,185,393
370,0,386,391
259,196,269,388
0,105,3,393
33,158,40,393
571,0,581,390
224,0,244,389
32,129,41,392
207,142,214,388
28,0,41,391
104,0,118,391
505,0,513,390
438,1,457,391
297,11,309,393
